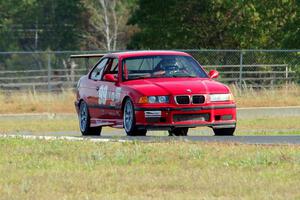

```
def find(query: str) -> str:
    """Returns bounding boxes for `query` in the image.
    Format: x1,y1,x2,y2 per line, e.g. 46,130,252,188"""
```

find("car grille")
175,96,190,104
173,113,210,122
192,95,205,104
175,95,205,104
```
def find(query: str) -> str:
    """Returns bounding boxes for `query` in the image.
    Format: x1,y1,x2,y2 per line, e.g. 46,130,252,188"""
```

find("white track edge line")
0,134,128,143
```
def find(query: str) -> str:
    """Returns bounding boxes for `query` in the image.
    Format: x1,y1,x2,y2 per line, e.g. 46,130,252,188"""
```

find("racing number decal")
98,85,108,105
98,85,122,105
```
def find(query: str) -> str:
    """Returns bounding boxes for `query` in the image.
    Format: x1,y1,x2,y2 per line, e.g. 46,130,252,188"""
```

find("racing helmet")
156,57,180,71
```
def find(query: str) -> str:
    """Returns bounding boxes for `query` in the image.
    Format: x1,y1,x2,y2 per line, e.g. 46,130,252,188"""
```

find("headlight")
148,96,169,103
148,96,157,103
138,96,169,103
158,96,168,103
209,93,234,102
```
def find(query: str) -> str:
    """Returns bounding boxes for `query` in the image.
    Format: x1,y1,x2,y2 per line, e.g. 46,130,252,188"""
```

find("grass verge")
0,138,299,199
232,84,300,107
0,84,300,114
0,116,299,135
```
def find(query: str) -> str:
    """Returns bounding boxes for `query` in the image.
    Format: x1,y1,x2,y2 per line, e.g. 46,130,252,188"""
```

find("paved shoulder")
182,136,300,144
1,134,300,145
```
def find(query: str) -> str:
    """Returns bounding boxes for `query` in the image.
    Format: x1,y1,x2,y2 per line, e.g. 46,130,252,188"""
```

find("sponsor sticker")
98,85,108,104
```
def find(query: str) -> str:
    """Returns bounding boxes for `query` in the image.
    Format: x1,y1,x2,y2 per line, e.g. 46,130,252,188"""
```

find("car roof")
105,50,191,59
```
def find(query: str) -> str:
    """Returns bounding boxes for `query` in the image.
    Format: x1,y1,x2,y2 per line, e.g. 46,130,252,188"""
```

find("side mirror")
209,70,219,79
103,74,117,82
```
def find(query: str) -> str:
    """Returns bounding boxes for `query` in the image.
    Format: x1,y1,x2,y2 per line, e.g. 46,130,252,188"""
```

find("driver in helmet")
153,57,180,76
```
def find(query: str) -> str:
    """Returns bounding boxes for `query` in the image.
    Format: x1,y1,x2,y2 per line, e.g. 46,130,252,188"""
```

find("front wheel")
79,101,102,136
123,99,147,136
168,128,189,136
213,127,235,136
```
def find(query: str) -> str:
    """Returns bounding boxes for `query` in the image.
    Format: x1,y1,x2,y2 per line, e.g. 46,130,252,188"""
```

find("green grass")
0,116,300,135
0,138,299,199
238,117,300,129
0,116,78,134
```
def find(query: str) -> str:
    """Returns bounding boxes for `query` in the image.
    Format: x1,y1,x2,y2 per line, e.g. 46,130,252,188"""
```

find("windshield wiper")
171,74,197,78
129,75,154,80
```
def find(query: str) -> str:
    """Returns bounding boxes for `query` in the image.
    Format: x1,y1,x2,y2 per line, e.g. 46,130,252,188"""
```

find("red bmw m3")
74,51,236,136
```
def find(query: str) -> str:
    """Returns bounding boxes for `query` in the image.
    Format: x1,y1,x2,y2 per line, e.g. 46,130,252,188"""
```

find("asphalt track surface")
2,134,300,145
1,106,300,145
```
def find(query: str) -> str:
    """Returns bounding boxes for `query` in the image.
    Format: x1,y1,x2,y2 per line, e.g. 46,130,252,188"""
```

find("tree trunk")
99,0,111,51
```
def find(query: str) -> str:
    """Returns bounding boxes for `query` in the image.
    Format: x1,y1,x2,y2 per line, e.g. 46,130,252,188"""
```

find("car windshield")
122,55,208,81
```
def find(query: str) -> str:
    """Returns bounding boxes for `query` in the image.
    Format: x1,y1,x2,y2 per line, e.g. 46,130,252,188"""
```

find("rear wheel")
213,127,235,136
168,127,189,136
79,101,102,136
123,99,147,136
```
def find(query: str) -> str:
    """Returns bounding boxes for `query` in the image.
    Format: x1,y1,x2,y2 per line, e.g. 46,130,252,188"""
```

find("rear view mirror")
103,74,117,82
209,70,219,79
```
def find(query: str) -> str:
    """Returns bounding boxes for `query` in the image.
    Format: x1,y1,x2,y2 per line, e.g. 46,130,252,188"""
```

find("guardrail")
0,68,85,92
0,50,298,92
205,64,295,88
0,64,295,92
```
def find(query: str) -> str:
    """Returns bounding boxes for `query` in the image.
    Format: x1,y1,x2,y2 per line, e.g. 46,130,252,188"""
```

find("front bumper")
134,104,236,130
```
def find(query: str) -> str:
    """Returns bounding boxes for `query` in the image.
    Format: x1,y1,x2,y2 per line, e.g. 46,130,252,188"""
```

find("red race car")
73,51,236,136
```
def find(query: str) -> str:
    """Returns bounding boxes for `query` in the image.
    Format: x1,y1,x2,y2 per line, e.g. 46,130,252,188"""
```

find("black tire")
213,127,235,136
123,98,147,136
130,129,147,136
79,101,102,136
168,128,189,136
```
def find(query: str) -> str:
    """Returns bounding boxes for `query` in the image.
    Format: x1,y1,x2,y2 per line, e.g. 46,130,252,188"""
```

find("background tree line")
0,0,299,52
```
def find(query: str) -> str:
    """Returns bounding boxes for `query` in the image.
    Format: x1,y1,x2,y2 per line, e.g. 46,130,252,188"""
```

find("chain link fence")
0,50,299,92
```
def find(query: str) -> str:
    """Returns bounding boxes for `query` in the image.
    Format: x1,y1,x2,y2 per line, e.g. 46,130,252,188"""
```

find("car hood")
122,78,230,96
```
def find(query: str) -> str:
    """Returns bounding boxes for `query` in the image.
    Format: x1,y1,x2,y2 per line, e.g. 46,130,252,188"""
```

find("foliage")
128,0,299,49
0,0,26,51
1,0,299,51
83,0,138,50
0,0,87,51
35,0,87,51
280,0,300,49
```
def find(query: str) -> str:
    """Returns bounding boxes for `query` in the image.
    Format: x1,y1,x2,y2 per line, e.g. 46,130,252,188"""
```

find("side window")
102,58,119,80
110,59,119,74
90,58,108,81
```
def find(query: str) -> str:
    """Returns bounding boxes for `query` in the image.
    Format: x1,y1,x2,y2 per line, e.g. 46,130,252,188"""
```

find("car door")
86,57,109,119
97,57,121,122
